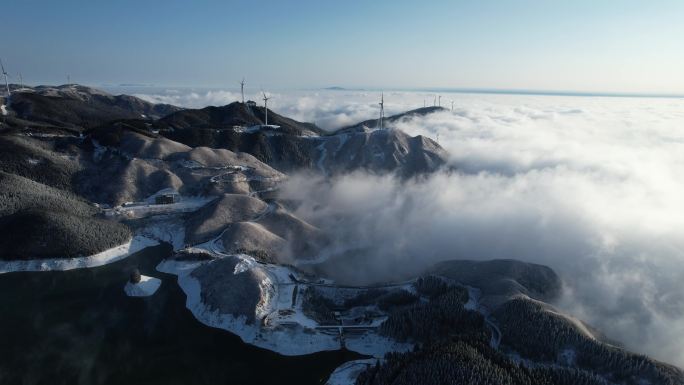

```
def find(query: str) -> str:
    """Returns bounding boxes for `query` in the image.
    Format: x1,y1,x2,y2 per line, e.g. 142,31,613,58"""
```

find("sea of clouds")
135,87,684,367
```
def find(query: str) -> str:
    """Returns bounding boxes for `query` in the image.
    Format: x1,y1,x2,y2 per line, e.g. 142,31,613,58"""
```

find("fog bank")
276,92,684,367
135,87,684,366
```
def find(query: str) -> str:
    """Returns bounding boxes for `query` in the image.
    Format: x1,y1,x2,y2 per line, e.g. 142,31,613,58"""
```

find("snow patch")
233,257,257,275
138,216,186,250
326,359,377,385
316,139,328,175
104,196,215,218
241,124,282,134
344,333,412,358
334,133,349,155
156,257,210,276
124,275,162,297
464,286,480,310
0,236,159,274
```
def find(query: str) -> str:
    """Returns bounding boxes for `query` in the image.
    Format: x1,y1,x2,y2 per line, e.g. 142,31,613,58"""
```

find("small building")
155,193,179,205
246,100,257,107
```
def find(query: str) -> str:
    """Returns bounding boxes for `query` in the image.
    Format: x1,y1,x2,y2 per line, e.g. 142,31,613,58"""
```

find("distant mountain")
323,86,368,91
4,84,180,130
335,106,447,134
159,101,324,136
313,127,447,177
158,102,448,177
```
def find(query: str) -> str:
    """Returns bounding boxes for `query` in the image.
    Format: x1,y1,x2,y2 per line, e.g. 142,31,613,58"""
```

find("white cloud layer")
134,87,684,367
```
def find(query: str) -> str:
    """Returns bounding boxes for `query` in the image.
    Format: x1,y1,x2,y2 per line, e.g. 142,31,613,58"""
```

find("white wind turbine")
240,77,245,103
378,92,385,130
438,95,442,107
262,90,271,125
1,59,10,96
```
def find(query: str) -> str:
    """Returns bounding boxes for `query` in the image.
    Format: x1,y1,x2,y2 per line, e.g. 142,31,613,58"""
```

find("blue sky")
3,0,683,93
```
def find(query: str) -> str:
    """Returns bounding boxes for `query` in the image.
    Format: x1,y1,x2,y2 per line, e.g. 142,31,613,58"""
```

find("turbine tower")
240,77,245,103
262,90,271,125
378,92,385,130
19,73,23,90
1,59,10,97
451,101,454,111
433,95,436,106
438,95,441,107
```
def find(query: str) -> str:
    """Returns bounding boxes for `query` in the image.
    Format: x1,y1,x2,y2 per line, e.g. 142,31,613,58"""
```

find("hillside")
430,259,563,307
334,106,447,134
5,84,180,130
159,103,448,176
0,172,131,260
160,101,324,136
355,262,684,385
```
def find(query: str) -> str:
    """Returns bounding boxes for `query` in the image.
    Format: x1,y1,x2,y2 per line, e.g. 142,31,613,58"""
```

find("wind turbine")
438,95,441,107
378,92,385,130
18,73,23,90
451,101,454,111
67,74,70,85
1,59,10,96
433,95,436,106
239,77,245,103
262,90,271,125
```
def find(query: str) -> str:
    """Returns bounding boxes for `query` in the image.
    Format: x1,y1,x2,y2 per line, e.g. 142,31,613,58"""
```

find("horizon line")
9,82,684,100
322,86,684,100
